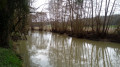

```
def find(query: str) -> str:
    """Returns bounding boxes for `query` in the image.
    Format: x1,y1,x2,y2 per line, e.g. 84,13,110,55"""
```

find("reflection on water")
17,31,120,67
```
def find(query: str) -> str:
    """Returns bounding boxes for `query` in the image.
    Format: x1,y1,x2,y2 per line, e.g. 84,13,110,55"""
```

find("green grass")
0,47,22,67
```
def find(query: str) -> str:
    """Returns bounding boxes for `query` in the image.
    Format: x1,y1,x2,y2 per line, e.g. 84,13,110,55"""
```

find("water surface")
17,31,120,67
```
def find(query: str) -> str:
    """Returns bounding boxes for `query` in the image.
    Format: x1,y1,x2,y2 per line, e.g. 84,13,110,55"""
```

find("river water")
16,31,120,67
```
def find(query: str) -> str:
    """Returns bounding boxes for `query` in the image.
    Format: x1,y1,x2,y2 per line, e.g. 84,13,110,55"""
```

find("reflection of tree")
30,31,49,50
18,31,120,67
48,33,120,67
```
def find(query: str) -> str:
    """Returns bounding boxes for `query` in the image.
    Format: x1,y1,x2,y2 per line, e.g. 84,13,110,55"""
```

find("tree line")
46,0,120,38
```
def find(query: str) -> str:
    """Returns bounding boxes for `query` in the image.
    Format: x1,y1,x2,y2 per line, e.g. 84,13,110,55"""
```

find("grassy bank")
0,40,22,67
0,47,22,67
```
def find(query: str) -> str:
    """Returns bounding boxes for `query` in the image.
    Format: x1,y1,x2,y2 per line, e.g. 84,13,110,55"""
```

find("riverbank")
50,30,120,43
31,28,120,43
0,40,22,67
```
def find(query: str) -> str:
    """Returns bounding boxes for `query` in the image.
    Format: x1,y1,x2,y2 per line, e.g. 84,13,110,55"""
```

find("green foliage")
0,47,22,67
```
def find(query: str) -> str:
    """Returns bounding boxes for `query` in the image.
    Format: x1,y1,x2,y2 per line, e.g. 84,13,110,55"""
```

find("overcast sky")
31,0,49,12
31,0,120,15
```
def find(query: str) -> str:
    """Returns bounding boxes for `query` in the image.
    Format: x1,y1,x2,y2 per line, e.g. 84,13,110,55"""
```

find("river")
16,31,120,67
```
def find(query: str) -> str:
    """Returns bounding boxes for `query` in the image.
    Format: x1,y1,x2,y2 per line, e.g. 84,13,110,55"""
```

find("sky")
31,0,120,16
31,0,49,12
